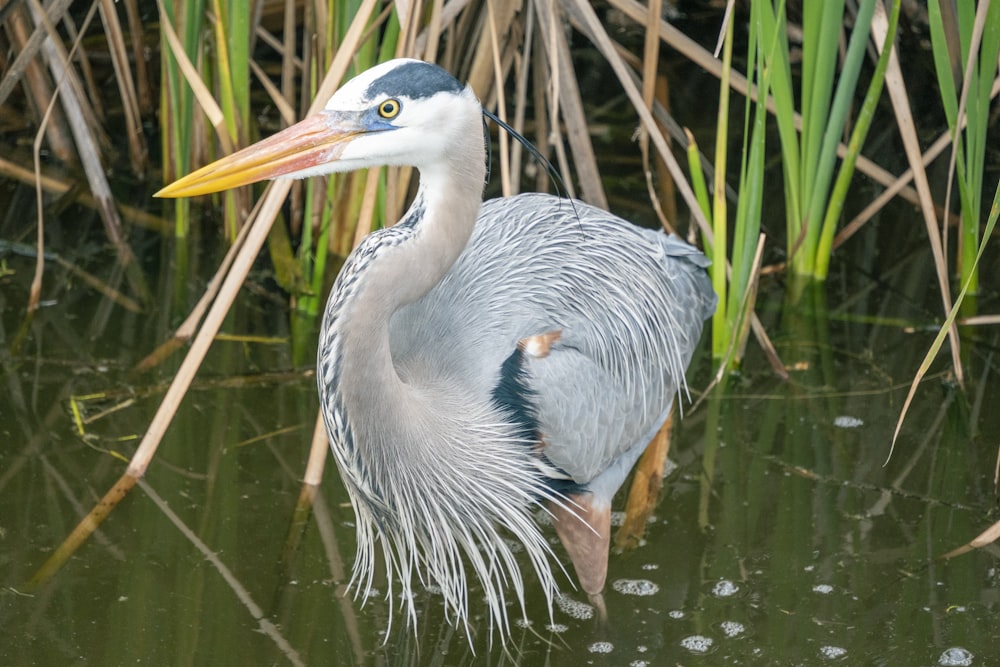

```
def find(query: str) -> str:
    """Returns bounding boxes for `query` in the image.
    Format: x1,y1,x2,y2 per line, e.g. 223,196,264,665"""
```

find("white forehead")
324,58,468,111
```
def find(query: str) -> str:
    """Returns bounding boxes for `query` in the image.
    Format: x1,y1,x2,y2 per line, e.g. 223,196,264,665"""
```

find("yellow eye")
378,99,401,119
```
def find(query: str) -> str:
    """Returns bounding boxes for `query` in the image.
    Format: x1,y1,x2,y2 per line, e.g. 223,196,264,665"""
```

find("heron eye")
378,99,401,119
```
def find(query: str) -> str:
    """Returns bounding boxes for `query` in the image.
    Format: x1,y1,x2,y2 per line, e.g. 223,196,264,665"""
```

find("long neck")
319,138,486,452
379,161,485,310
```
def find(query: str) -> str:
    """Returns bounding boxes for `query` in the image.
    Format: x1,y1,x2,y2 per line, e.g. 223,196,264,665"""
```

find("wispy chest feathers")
322,364,568,639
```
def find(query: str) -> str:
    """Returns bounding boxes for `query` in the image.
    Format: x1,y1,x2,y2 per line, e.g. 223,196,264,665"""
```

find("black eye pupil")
381,100,398,117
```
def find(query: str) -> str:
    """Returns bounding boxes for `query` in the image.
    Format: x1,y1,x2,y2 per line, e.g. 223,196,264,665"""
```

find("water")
1,185,998,664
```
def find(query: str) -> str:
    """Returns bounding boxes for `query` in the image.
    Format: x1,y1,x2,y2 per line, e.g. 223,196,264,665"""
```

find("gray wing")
390,192,715,494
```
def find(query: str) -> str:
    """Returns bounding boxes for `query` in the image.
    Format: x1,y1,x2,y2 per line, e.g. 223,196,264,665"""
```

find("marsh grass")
3,0,998,592
928,0,1000,301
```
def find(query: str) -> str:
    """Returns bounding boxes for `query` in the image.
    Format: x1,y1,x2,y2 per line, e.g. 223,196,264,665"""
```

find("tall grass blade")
889,175,1000,458
723,4,768,367
159,0,206,237
874,0,964,386
802,0,876,276
799,0,844,237
709,11,733,360
754,0,801,269
816,0,901,278
684,129,711,221
928,0,1000,298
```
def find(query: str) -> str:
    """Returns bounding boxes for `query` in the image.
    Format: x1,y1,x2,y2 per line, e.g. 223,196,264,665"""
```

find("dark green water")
1,180,997,666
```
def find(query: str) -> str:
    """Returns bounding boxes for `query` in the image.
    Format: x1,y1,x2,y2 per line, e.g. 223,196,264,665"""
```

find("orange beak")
155,112,362,198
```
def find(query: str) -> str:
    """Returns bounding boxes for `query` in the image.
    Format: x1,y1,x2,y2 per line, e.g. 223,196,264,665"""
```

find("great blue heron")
158,58,715,641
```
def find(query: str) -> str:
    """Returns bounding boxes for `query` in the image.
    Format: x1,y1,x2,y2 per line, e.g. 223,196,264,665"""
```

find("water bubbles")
612,578,659,596
833,415,863,428
668,610,685,619
545,623,568,633
680,635,714,653
712,579,740,597
939,647,974,666
554,592,594,620
812,583,834,594
719,620,745,637
629,661,650,667
819,646,847,659
587,641,614,654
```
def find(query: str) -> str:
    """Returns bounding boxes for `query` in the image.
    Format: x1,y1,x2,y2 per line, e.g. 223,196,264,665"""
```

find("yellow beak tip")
154,182,205,199
153,182,187,198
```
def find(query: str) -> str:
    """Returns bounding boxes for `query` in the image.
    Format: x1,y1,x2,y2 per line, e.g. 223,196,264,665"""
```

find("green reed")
689,0,901,364
690,4,767,366
757,0,896,283
159,0,203,239
814,1,901,279
927,0,1000,299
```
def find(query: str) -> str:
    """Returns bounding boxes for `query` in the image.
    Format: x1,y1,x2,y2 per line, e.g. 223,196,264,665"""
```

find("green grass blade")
799,0,844,212
754,0,801,265
929,0,1000,295
684,130,711,221
928,1,960,121
815,0,901,279
890,175,1000,456
227,0,250,141
800,0,876,272
730,8,766,310
709,10,733,360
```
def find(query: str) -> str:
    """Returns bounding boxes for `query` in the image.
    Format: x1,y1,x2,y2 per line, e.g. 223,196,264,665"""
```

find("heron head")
156,59,482,198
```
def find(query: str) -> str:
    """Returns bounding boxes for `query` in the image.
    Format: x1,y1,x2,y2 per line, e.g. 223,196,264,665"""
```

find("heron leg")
550,494,611,596
614,410,673,551
588,590,609,626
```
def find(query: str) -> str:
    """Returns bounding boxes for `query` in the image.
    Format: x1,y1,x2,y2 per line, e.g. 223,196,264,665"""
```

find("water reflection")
1,190,998,664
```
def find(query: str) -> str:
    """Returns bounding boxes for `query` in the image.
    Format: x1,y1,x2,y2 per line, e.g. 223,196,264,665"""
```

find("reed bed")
2,0,997,584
